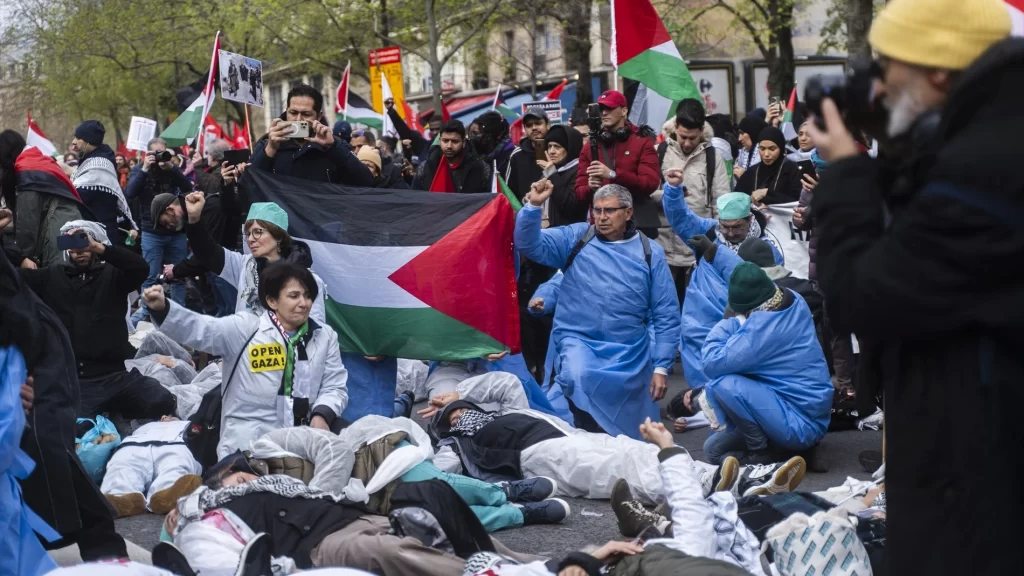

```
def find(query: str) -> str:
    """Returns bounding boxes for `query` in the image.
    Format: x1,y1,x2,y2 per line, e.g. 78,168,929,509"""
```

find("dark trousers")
41,452,128,561
78,369,177,420
566,396,606,435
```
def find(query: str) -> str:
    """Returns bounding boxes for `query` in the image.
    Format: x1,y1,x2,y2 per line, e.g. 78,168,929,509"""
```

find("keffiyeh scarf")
450,410,496,437
176,474,353,535
71,157,137,229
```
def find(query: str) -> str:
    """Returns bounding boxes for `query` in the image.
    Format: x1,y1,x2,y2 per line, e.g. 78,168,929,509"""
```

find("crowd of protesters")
2,0,1023,574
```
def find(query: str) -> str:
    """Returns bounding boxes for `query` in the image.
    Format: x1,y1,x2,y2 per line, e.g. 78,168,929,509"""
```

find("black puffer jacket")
813,38,1024,576
250,133,374,187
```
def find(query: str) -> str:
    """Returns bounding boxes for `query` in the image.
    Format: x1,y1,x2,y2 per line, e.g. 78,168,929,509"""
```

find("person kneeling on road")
699,261,833,465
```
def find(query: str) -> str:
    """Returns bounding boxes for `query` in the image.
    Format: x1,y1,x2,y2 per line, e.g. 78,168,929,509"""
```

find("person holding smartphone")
251,83,373,186
124,136,193,326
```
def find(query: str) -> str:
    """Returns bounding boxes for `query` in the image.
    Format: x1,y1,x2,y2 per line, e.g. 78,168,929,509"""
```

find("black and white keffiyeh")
71,156,137,229
176,474,352,534
449,410,495,437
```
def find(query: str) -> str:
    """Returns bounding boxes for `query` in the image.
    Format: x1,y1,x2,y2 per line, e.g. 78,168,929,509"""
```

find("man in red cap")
574,90,661,236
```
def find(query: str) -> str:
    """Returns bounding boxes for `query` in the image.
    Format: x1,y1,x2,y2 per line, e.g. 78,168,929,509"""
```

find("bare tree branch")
439,0,504,67
713,0,769,56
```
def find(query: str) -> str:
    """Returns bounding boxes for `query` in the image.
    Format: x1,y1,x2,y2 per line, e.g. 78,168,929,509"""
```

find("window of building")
311,73,323,92
504,30,515,58
599,6,611,64
269,85,283,113
535,24,548,54
289,79,302,91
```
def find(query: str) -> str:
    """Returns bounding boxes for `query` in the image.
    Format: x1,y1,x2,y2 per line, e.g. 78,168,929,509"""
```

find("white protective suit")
155,302,349,459
336,415,435,494
247,427,365,500
452,373,719,506
222,249,329,324
100,420,202,509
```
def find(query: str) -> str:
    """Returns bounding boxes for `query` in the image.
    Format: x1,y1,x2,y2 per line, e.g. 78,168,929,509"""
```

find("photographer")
251,83,373,186
18,221,175,420
125,137,192,326
573,90,660,236
808,0,1024,573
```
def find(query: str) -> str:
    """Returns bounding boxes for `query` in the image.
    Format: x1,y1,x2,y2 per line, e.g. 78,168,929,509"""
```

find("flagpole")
244,104,253,153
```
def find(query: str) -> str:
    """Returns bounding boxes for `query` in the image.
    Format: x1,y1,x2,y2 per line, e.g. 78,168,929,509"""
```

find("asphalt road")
101,366,881,564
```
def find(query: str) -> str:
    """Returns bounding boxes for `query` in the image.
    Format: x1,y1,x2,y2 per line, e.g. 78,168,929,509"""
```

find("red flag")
230,121,249,150
204,115,226,139
335,61,351,115
441,101,451,123
15,147,82,203
402,100,423,134
116,140,131,158
428,160,455,193
546,78,569,100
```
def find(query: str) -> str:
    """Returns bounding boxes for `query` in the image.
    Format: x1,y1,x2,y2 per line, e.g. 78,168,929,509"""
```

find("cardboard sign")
219,50,264,107
126,116,158,152
522,99,563,124
248,343,286,373
369,47,405,118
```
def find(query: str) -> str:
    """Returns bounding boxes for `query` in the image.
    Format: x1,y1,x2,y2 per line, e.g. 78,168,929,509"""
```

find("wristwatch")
608,170,617,180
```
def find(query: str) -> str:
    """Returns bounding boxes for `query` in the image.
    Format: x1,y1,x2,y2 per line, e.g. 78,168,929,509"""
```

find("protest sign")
522,99,564,124
761,201,810,279
218,50,264,107
126,116,158,152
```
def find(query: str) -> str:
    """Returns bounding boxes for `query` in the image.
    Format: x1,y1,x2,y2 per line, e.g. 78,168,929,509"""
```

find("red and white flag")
1008,0,1024,36
335,61,351,116
25,110,57,157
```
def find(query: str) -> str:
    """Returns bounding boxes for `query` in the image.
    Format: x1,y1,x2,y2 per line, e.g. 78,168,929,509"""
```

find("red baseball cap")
597,90,627,109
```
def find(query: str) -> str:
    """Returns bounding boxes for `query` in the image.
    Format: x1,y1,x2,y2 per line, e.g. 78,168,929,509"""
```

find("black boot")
152,542,197,576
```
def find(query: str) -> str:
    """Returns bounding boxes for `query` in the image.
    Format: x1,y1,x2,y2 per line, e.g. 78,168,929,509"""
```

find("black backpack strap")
705,146,716,207
639,232,652,269
657,141,668,175
562,225,597,272
222,329,260,397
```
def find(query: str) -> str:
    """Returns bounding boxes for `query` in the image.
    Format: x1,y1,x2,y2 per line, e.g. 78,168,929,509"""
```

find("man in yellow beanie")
809,0,1024,573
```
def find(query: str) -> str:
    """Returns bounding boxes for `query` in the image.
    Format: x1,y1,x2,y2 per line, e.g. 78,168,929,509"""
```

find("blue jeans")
131,232,187,325
400,460,523,532
209,272,238,317
702,390,770,465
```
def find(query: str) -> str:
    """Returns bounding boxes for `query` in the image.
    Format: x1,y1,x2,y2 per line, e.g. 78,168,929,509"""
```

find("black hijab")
735,126,803,204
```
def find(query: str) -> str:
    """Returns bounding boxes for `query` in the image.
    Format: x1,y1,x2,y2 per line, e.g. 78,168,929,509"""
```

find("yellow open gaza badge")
249,343,286,372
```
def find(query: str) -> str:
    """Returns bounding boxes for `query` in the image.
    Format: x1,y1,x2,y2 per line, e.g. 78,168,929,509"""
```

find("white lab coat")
155,303,348,459
100,420,202,509
454,372,668,505
221,249,328,324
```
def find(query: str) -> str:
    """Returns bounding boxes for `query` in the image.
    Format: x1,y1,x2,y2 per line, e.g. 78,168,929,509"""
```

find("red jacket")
574,122,661,203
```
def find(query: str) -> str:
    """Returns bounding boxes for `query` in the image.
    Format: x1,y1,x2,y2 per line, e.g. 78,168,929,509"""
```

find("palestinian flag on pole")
492,165,522,210
25,111,57,157
244,169,520,360
161,32,220,147
612,0,700,127
781,84,799,141
335,61,350,115
345,92,383,131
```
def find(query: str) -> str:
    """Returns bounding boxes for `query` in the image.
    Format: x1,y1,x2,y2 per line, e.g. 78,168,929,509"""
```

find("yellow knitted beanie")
869,0,1011,70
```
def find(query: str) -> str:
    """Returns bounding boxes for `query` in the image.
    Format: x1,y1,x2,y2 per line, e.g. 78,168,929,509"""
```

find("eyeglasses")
246,228,265,239
591,206,627,216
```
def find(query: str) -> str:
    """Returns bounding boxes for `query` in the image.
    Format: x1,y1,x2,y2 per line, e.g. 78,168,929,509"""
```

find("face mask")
160,524,173,543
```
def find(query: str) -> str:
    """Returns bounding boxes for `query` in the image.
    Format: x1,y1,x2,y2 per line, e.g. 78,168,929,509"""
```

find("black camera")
150,150,173,163
804,58,885,136
586,103,603,135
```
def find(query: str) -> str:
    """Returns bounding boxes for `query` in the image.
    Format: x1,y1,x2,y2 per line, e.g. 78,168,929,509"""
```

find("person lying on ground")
698,262,832,465
607,418,768,575
101,416,203,517
420,371,807,506
145,261,349,459
165,450,542,576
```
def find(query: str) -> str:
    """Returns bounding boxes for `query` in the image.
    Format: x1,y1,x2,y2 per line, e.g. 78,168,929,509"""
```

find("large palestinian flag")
244,169,520,360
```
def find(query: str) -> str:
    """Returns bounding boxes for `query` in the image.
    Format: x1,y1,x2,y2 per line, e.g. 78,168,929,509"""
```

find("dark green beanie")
729,262,777,313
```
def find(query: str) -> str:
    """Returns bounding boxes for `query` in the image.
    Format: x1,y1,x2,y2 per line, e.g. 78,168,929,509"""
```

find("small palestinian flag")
345,92,384,131
244,169,520,360
781,85,800,141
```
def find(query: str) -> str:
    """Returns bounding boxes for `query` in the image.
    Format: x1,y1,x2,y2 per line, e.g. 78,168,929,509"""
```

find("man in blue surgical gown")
514,181,680,439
